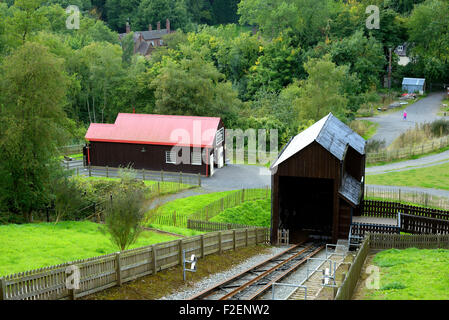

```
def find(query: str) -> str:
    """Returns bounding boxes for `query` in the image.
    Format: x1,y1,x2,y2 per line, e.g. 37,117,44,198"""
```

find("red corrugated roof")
85,113,221,148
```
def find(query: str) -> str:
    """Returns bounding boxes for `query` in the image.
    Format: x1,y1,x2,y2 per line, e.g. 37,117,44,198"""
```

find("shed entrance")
278,176,334,243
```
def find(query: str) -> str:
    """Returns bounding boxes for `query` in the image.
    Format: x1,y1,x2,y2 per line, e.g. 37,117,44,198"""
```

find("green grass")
210,199,271,227
0,221,179,276
147,224,205,237
366,161,449,190
146,190,240,225
366,248,449,300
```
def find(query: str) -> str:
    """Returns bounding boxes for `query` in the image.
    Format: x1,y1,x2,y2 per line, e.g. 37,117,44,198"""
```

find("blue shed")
402,78,426,94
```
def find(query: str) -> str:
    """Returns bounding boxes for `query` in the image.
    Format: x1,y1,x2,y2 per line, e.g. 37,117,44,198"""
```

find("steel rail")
188,243,304,300
218,244,319,300
245,245,324,300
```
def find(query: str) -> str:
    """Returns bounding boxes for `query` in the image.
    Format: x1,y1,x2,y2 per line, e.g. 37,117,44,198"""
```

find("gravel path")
361,92,444,146
159,246,286,300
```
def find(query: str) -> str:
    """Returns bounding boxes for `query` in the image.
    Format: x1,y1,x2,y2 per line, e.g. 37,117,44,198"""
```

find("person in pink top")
403,110,407,120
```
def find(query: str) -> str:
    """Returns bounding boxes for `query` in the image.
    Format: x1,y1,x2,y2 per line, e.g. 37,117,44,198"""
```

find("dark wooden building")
270,113,366,244
84,113,225,176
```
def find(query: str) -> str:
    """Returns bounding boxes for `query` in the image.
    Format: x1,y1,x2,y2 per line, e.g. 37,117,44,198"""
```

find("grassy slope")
146,190,240,222
365,248,449,300
0,221,179,276
210,199,271,227
366,161,449,190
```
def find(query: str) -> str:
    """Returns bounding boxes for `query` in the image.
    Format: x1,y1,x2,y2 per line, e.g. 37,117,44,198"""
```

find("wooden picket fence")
365,185,449,210
0,227,269,300
362,200,449,220
187,219,266,233
335,232,449,300
366,135,449,164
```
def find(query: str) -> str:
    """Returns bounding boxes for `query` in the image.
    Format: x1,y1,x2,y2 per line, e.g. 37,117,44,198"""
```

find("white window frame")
216,127,224,145
165,150,177,164
191,148,202,166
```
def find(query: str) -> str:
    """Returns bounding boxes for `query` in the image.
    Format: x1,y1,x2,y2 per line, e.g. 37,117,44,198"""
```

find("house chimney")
149,24,152,31
157,21,161,30
166,19,170,33
126,21,130,34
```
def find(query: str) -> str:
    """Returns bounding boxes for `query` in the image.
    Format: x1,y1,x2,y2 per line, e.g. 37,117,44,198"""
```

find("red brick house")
119,19,173,56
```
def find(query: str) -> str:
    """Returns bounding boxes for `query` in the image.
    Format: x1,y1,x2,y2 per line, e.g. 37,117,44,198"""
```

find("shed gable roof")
85,113,221,148
271,113,365,169
402,78,425,86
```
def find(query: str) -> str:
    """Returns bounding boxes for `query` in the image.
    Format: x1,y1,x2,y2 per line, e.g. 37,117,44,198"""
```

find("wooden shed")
84,113,225,176
270,113,366,244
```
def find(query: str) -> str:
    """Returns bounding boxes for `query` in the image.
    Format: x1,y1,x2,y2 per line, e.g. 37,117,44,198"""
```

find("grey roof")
339,173,362,206
271,113,366,168
137,41,150,56
119,29,169,41
402,78,425,86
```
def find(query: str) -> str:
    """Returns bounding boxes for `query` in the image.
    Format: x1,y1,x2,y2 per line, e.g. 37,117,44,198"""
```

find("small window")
216,127,224,145
165,150,177,164
191,149,202,165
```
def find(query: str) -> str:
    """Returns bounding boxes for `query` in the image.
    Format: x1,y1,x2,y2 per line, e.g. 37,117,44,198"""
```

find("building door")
218,146,224,168
210,154,214,176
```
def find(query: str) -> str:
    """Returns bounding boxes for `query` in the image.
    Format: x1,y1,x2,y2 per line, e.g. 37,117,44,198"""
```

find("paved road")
361,92,444,146
366,149,449,175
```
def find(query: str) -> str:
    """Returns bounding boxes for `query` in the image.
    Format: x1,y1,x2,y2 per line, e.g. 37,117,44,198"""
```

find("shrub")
430,119,449,137
366,139,386,153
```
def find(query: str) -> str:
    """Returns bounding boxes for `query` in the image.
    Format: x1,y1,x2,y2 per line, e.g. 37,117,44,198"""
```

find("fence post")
242,189,245,203
76,167,79,176
142,169,145,181
233,230,236,250
161,170,164,182
179,239,183,265
0,277,5,300
158,182,160,194
245,228,249,247
201,235,205,258
173,211,176,226
106,166,109,178
116,252,122,286
89,165,92,177
218,232,222,254
198,173,201,187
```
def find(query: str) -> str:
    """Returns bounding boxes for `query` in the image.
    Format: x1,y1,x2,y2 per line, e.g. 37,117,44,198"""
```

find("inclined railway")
189,241,324,300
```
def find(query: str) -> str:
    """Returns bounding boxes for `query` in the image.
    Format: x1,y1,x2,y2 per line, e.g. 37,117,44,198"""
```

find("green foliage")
150,51,240,126
293,54,359,124
0,42,70,222
102,168,147,251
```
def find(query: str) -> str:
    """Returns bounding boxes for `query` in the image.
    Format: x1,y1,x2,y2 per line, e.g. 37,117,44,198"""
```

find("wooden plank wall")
0,227,269,300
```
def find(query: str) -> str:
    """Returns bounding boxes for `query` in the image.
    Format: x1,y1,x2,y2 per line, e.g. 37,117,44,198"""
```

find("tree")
0,42,70,222
150,51,240,126
102,168,146,251
238,0,330,46
293,55,358,125
407,0,449,82
135,0,192,32
5,0,49,47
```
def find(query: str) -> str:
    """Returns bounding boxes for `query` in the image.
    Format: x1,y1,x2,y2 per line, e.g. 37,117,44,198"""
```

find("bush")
430,119,449,137
366,139,386,153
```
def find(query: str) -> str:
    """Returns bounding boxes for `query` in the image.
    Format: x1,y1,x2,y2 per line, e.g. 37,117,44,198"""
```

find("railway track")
189,241,324,300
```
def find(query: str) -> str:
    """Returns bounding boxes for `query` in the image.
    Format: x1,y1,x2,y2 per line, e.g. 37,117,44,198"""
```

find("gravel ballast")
160,246,287,300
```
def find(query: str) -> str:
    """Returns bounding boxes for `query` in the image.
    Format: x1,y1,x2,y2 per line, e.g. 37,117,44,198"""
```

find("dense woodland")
1,0,448,222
